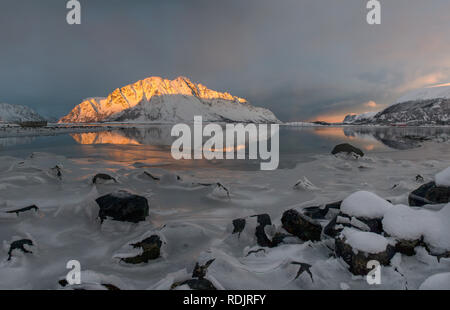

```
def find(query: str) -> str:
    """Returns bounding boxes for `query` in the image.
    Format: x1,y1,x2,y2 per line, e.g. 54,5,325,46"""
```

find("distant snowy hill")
373,85,450,125
343,112,377,124
344,85,450,125
0,103,46,123
59,76,279,123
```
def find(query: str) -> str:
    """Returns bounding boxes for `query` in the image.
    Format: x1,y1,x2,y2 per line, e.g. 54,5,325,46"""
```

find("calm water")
1,125,449,170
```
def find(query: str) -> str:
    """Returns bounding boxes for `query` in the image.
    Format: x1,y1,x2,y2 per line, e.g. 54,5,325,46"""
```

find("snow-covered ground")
0,139,449,290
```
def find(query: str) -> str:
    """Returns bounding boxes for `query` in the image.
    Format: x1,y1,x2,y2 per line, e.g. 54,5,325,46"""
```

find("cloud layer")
1,0,450,121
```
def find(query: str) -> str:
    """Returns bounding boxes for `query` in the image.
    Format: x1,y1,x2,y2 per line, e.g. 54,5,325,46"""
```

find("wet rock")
281,209,322,242
303,201,342,220
408,181,450,206
331,143,364,157
96,190,149,223
8,239,34,261
232,218,246,237
5,205,39,216
92,173,117,184
335,232,395,276
121,235,162,264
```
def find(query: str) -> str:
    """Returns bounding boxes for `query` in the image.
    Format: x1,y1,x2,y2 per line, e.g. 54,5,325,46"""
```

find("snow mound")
435,167,450,187
419,272,450,290
382,203,450,253
341,191,392,218
341,228,392,254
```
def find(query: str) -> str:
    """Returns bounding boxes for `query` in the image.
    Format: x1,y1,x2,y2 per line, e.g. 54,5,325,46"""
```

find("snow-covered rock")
435,167,450,187
341,191,392,219
340,228,392,254
0,103,46,123
382,203,450,254
59,76,279,124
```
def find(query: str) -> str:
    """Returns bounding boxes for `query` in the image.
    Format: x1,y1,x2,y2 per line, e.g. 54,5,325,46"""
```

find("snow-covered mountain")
343,112,377,124
0,103,46,123
372,85,450,125
59,76,279,123
343,85,450,125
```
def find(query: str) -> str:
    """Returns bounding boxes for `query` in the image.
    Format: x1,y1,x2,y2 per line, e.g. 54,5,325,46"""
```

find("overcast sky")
1,0,450,122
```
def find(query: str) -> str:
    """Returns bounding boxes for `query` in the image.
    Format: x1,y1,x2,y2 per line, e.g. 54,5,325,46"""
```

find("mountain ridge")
59,76,279,123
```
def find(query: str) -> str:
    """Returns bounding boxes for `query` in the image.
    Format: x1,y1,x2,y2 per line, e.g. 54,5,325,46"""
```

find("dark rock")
171,258,217,290
415,175,424,183
331,143,364,157
121,235,162,264
270,232,293,247
6,205,39,215
92,173,117,184
8,239,34,261
192,259,215,279
281,209,322,242
173,279,217,290
232,218,246,237
96,190,149,223
303,201,342,220
251,214,273,247
335,235,396,276
394,238,423,256
323,212,384,238
102,284,121,290
323,215,340,238
409,181,450,206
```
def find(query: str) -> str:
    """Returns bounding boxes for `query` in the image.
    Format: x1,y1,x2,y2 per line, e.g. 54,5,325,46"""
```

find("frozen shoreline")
0,140,449,289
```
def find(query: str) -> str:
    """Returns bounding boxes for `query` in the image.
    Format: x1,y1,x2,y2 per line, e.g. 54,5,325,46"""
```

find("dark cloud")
1,0,450,121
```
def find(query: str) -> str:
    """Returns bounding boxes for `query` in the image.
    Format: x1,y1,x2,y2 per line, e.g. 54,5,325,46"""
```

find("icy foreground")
0,103,46,123
0,145,450,290
59,76,279,124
